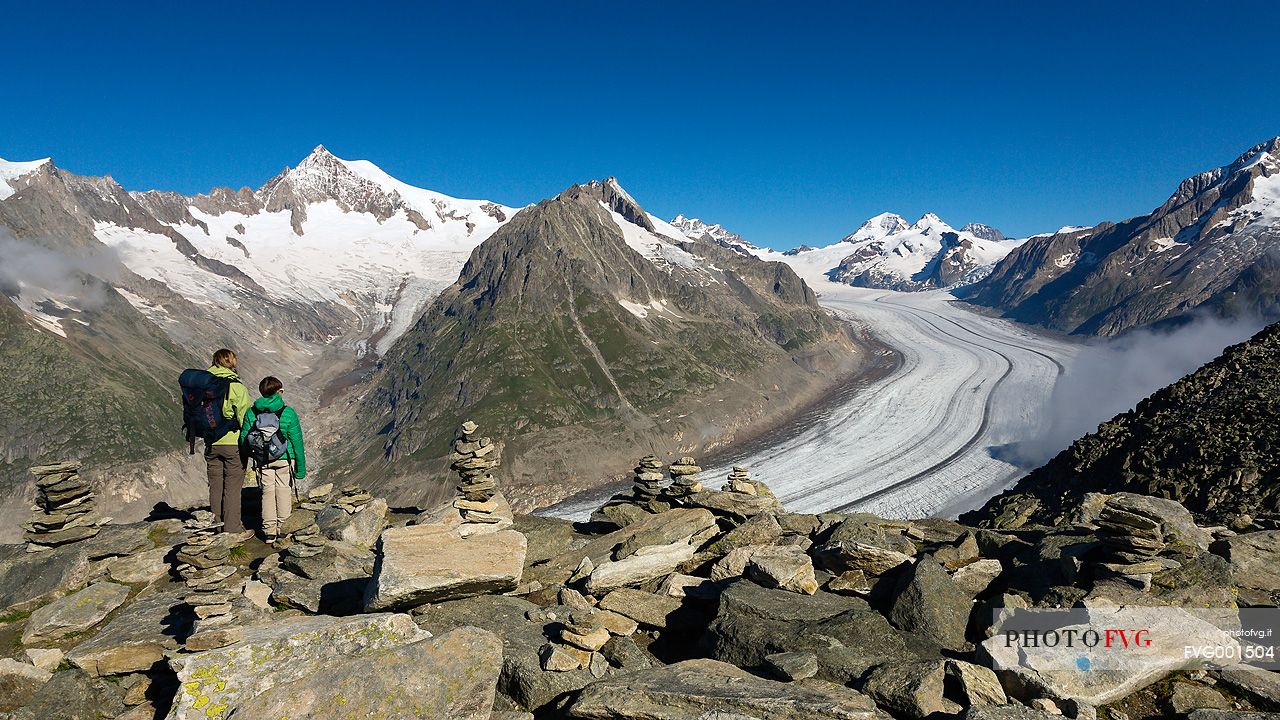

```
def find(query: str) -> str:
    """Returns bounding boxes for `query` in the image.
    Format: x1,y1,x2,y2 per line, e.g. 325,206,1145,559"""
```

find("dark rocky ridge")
965,137,1280,336
965,321,1280,530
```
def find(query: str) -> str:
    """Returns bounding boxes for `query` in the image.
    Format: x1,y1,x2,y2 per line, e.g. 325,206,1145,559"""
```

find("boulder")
1186,712,1280,720
363,525,526,611
3,667,124,720
525,509,714,588
168,613,426,720
584,540,695,595
0,658,52,711
1168,681,1231,715
1214,663,1280,707
953,558,1004,596
747,544,820,594
257,541,374,614
105,546,171,584
0,542,92,615
710,512,783,553
227,627,502,720
683,490,781,520
1217,531,1280,592
83,522,160,560
24,648,63,672
825,514,917,555
22,581,131,644
828,570,872,596
705,580,938,684
933,532,981,571
814,541,913,576
414,594,595,711
614,508,716,559
600,636,656,671
946,659,1007,706
888,557,972,652
598,588,684,629
66,589,187,677
317,497,388,548
564,658,884,719
862,660,948,719
983,605,1244,706
765,651,819,681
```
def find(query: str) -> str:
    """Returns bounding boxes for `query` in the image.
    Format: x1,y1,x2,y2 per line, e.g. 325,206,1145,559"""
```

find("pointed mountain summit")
967,136,1280,335
336,178,865,507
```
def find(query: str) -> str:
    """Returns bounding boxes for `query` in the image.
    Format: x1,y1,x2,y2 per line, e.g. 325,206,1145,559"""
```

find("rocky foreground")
1,450,1279,719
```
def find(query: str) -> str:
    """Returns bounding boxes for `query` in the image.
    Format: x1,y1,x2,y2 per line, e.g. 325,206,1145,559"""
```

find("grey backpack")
245,409,288,467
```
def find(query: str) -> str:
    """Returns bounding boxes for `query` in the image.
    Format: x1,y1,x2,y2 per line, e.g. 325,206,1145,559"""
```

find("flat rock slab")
0,542,92,615
525,509,717,588
105,547,171,584
564,658,884,719
22,581,131,644
227,626,502,719
584,539,695,595
168,612,426,720
363,525,526,611
67,588,187,677
984,605,1244,706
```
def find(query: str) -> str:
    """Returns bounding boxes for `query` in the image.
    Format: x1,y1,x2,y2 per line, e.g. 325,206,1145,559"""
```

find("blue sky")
3,1,1278,248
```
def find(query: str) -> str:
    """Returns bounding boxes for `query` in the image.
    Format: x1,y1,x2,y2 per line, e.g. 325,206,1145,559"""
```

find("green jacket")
208,365,250,447
239,393,307,480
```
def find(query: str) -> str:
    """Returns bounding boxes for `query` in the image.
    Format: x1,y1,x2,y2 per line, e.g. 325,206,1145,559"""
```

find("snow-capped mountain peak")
841,212,908,243
0,156,52,200
910,212,951,232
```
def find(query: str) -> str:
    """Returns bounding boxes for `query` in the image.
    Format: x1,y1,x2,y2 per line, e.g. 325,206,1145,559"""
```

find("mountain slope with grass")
334,179,868,509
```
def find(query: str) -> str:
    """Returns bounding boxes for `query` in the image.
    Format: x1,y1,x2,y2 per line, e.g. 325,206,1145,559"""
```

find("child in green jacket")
240,376,307,545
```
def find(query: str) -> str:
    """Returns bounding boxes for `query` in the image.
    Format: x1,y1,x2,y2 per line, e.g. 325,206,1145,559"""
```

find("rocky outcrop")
967,322,1280,530
3,457,1277,720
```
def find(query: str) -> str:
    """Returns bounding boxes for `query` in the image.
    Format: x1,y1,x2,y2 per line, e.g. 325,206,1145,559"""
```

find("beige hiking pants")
259,459,293,536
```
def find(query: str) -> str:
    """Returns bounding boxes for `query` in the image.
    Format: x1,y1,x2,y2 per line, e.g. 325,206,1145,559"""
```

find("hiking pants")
259,459,293,537
205,445,246,533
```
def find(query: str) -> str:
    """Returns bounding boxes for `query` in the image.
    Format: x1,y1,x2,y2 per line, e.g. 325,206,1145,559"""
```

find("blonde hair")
212,348,238,371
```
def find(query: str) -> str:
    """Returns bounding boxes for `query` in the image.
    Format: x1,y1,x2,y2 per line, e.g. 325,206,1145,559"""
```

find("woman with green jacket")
240,375,307,545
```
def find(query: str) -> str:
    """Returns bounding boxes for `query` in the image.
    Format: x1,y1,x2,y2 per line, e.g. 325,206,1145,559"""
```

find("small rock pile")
175,513,243,649
664,456,703,500
451,420,504,525
331,484,375,513
24,461,107,552
538,607,635,676
721,465,754,494
631,455,665,503
1092,495,1183,587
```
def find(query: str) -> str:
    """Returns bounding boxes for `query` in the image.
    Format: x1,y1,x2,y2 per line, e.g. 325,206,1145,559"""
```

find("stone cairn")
631,455,665,503
722,465,756,494
538,607,629,676
1091,495,1181,586
721,465,779,501
175,511,243,650
664,456,703,500
25,462,107,552
290,482,371,545
451,420,504,525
